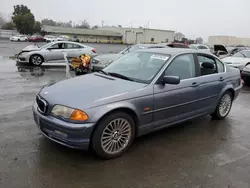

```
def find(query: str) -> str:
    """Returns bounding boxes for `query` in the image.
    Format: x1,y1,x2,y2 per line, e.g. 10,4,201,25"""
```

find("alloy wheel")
31,56,42,65
218,93,232,117
101,118,132,155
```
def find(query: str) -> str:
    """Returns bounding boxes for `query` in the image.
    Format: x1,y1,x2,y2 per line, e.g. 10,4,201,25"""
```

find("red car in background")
167,42,190,48
28,34,45,42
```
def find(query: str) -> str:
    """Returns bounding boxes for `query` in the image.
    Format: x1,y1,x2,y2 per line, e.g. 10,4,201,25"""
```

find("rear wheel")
92,112,135,159
211,91,233,119
29,55,44,66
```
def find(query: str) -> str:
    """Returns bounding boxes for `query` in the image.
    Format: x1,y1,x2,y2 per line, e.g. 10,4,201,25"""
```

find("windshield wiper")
108,72,134,81
96,70,110,75
239,52,246,58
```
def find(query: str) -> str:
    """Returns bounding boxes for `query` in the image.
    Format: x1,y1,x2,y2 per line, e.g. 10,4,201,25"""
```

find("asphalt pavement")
1,42,250,188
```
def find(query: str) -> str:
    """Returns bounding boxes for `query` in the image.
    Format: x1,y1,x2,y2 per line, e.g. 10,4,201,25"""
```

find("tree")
196,37,203,44
118,25,122,28
12,5,36,34
174,32,185,42
0,15,5,27
75,20,90,29
33,21,41,33
41,18,57,26
2,22,15,30
92,25,99,29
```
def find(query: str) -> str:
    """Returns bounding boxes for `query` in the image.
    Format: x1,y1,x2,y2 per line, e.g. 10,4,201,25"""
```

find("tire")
92,112,136,159
211,91,233,120
29,54,44,66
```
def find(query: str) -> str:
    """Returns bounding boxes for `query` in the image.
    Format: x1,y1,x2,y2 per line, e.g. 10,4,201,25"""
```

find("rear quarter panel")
218,65,242,102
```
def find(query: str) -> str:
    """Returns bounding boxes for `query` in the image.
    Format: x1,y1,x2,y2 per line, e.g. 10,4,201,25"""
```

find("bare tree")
196,37,203,44
174,32,185,42
0,13,6,27
75,20,90,29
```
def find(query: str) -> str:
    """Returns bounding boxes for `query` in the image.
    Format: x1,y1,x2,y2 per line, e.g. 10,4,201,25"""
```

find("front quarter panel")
84,86,154,129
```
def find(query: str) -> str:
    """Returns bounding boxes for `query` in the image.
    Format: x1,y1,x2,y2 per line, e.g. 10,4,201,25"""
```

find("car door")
65,43,84,58
45,42,66,61
194,53,226,114
153,53,201,127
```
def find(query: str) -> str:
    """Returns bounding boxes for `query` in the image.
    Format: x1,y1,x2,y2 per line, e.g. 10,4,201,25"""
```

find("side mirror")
162,76,180,85
47,48,52,51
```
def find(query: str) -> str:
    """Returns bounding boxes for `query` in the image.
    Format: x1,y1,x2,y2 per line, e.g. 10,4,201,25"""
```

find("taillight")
92,48,96,53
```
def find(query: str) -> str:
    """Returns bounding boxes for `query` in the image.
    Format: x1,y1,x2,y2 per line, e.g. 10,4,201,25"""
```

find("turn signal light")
70,109,88,121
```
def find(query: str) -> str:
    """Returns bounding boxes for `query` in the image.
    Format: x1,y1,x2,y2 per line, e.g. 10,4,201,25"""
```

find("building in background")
41,25,175,44
208,36,250,46
97,27,175,44
41,25,123,43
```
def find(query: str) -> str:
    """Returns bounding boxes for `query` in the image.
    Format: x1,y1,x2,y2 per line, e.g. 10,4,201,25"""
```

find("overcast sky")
1,0,250,41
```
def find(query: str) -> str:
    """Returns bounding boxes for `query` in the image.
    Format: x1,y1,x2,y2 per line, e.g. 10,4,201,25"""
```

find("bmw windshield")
103,51,170,84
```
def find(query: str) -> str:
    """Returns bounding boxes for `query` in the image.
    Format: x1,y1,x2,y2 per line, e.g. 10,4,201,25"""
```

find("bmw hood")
92,53,123,65
39,73,147,109
21,45,40,52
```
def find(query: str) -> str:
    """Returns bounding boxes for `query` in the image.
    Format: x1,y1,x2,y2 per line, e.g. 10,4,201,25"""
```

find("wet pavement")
1,57,250,188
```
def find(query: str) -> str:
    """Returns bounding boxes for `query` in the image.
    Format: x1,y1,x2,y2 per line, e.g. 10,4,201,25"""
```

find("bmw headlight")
51,105,88,121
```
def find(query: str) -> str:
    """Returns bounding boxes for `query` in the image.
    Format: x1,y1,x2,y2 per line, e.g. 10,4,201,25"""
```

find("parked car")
91,43,167,71
213,44,249,58
28,34,45,42
33,48,241,159
10,35,28,42
44,35,58,43
222,50,250,71
241,63,250,85
17,41,97,66
57,35,70,41
189,44,211,53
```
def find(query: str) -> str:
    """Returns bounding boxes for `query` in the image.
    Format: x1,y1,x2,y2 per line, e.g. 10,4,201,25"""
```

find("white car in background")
16,41,97,66
10,35,28,42
222,50,250,71
44,35,58,43
189,44,211,53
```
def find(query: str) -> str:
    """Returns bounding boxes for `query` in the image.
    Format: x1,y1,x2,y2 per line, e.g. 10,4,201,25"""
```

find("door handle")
219,76,224,81
191,82,200,87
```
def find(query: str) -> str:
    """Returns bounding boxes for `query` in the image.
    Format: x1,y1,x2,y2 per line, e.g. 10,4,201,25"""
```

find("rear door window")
197,54,217,76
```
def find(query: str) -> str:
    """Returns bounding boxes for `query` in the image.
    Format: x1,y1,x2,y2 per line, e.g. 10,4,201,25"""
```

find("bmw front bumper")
32,103,95,150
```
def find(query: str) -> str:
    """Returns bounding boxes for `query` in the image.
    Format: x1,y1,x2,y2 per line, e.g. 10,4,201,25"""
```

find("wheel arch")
90,107,140,143
29,54,45,63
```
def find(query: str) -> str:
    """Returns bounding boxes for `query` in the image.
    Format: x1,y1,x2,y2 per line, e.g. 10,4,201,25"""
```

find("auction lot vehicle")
33,48,241,159
189,44,211,53
91,44,166,71
28,34,45,42
17,41,97,65
44,35,58,43
241,63,250,85
222,50,250,72
10,35,28,42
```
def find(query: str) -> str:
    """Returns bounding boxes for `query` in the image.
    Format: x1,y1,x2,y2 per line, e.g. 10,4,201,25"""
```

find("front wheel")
211,91,233,120
29,55,44,66
92,112,135,159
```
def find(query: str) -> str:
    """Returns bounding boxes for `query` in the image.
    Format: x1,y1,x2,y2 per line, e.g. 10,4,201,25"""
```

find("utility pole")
101,20,104,27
